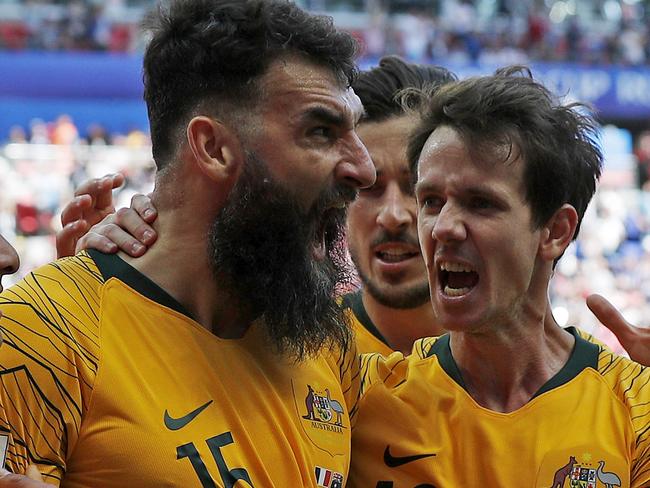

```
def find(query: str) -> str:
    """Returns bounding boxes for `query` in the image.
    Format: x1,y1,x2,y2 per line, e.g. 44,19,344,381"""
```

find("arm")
0,256,103,484
586,293,650,366
57,180,158,258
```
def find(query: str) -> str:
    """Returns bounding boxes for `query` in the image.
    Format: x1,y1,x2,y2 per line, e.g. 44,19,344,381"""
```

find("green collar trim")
341,290,389,347
426,326,599,398
88,249,194,321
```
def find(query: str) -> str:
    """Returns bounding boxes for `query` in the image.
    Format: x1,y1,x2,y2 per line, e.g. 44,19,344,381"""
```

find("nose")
0,235,19,293
335,132,376,190
431,203,466,243
377,184,414,232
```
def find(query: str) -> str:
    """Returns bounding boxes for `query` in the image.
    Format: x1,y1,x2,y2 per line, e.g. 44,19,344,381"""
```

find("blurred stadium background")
2,0,650,352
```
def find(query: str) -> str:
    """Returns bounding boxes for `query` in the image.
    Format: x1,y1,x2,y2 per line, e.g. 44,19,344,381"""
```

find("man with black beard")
209,151,355,357
0,0,374,486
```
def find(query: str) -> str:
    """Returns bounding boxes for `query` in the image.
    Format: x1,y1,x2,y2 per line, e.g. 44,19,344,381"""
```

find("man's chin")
364,281,431,310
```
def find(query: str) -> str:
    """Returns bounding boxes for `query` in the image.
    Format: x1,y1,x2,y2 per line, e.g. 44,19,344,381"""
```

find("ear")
186,116,244,182
538,204,578,262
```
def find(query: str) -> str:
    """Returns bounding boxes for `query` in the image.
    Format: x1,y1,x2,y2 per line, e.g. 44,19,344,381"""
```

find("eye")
419,195,444,213
308,126,334,139
470,197,495,211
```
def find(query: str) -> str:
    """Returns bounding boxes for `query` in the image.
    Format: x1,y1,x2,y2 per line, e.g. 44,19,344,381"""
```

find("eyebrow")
414,180,439,195
299,106,351,128
414,181,507,202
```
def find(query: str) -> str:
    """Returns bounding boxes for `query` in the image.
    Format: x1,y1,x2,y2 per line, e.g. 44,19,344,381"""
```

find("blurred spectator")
3,0,650,65
635,131,650,189
51,115,79,145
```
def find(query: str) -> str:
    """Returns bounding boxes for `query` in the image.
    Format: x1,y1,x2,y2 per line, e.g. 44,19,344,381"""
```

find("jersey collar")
426,326,599,399
341,290,390,348
89,249,195,320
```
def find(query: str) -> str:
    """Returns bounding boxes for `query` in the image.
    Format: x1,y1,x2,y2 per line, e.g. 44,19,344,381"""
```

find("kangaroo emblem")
550,456,576,488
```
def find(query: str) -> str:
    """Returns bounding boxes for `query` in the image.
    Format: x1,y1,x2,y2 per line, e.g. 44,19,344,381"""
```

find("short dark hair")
353,55,456,123
143,0,359,169
408,66,602,241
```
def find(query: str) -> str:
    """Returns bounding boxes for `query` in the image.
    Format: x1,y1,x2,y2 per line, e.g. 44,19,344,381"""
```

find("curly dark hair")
142,0,359,169
353,55,456,123
407,66,602,243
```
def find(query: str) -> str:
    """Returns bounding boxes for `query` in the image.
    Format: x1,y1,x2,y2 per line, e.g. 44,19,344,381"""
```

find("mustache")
370,231,420,249
310,184,358,216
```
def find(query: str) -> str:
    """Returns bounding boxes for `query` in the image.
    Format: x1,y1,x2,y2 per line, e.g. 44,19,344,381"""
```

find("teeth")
439,262,474,272
380,248,411,257
444,286,472,296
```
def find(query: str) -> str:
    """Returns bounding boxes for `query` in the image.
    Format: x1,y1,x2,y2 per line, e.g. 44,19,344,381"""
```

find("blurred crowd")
551,188,650,354
355,1,650,67
0,114,154,281
0,0,143,52
0,0,649,66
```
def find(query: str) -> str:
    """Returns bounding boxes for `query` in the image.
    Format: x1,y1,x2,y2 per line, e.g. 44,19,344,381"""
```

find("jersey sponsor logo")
164,399,213,430
301,384,346,432
547,455,623,488
383,445,436,468
314,466,343,488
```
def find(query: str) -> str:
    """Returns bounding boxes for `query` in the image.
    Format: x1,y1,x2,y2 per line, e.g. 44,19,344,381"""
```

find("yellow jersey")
350,327,650,488
0,250,358,487
341,292,393,356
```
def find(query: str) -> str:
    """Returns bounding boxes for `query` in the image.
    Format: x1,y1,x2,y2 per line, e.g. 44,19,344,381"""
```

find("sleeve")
0,255,102,485
598,350,650,487
625,363,650,487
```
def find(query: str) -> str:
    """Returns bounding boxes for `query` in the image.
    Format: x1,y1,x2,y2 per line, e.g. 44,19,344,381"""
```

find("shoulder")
1,251,104,304
595,347,650,398
359,336,443,393
0,251,105,478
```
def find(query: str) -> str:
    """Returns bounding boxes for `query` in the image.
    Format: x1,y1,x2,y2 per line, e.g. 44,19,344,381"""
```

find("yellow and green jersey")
350,328,650,488
341,291,393,356
0,250,358,487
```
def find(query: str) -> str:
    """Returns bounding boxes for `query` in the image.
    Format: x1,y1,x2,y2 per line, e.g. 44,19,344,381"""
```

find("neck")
121,187,254,338
362,291,443,354
449,299,574,413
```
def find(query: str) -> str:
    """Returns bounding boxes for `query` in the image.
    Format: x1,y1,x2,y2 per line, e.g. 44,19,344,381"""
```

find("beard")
359,271,430,310
350,231,431,310
208,152,355,360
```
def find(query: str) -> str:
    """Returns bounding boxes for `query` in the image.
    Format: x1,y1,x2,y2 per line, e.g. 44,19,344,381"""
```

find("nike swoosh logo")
164,400,213,431
384,445,436,468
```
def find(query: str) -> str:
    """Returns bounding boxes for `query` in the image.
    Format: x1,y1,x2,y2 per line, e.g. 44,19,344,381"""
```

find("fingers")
24,467,43,483
55,220,89,259
93,174,124,211
586,294,634,340
59,195,93,229
130,194,157,224
73,174,124,212
76,212,150,257
0,468,50,487
114,207,157,247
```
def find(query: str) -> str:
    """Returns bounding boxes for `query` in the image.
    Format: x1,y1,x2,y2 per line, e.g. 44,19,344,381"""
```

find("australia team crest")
290,380,349,458
547,455,623,488
302,384,345,429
